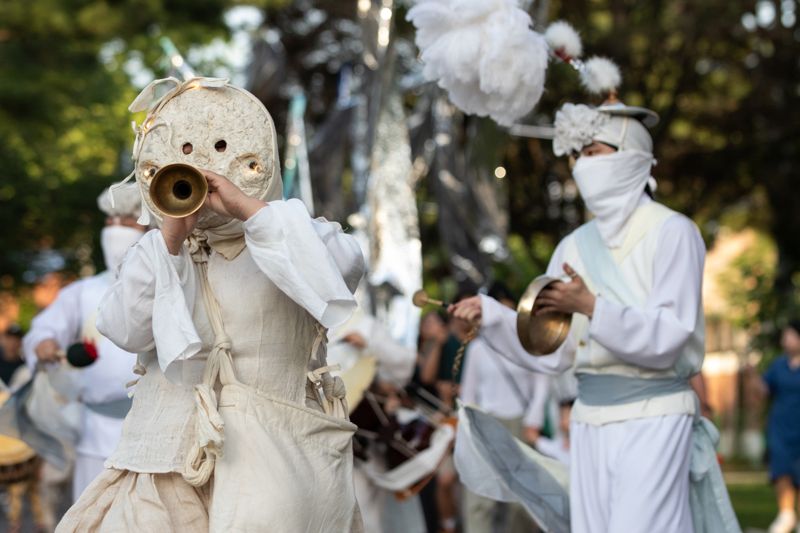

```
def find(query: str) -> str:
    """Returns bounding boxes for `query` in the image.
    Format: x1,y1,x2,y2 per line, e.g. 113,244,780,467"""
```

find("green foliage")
491,233,556,298
717,230,778,331
727,483,775,529
0,0,239,281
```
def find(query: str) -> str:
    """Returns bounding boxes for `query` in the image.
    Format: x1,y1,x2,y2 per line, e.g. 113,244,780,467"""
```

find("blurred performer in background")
328,289,422,532
459,282,546,533
0,325,27,389
23,184,144,501
758,321,800,533
419,295,473,533
452,99,738,532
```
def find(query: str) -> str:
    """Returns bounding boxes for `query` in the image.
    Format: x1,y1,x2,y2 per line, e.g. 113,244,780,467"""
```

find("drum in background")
0,434,38,485
0,391,45,530
349,382,456,500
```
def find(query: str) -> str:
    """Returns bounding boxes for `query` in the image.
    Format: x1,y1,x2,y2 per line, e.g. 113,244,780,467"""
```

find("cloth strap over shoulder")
182,234,240,488
573,202,674,307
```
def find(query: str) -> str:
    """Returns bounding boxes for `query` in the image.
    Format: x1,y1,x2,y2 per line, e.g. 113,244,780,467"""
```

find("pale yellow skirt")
56,468,210,532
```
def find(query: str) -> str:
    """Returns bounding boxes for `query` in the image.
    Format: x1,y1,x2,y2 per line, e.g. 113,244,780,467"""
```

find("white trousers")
570,414,694,533
72,454,106,503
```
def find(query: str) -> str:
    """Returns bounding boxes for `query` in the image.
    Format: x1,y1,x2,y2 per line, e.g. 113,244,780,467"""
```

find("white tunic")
479,196,706,425
97,200,363,474
459,337,549,428
23,272,138,460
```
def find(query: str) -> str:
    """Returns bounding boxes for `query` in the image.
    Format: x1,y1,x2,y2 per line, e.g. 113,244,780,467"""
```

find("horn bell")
149,163,208,218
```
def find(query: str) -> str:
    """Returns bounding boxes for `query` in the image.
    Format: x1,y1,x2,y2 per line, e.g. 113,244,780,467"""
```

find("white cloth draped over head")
571,150,655,248
553,103,657,248
553,103,654,156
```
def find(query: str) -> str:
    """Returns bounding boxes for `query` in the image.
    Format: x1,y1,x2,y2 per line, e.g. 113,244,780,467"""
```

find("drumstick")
412,289,449,309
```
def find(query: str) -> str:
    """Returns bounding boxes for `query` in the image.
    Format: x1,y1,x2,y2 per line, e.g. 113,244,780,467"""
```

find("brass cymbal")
516,275,572,356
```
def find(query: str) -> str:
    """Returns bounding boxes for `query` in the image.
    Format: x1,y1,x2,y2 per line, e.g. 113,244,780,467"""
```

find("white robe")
459,336,549,428
56,200,365,532
478,197,707,533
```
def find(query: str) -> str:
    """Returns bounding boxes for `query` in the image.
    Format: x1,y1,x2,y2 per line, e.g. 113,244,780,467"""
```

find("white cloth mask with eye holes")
131,78,283,231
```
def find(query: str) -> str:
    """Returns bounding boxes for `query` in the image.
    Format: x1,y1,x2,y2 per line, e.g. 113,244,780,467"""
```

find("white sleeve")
244,200,364,329
22,281,84,369
522,372,550,429
478,238,576,375
97,230,202,377
588,215,705,370
479,296,574,375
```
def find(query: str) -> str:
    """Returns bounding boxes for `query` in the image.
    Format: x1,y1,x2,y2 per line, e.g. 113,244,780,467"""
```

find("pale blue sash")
571,215,741,533
577,373,689,406
85,397,133,419
573,220,640,306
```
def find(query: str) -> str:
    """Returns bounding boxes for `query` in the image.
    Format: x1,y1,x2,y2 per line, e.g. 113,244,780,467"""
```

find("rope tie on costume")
306,324,349,418
448,326,477,410
182,233,239,487
124,358,148,392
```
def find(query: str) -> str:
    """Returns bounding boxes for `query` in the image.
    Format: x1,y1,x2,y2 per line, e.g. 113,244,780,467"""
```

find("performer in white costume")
56,78,365,532
452,99,739,532
23,184,144,501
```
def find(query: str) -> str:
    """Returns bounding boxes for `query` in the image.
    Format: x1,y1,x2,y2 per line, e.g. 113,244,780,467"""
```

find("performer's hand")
202,170,266,221
523,426,541,445
448,296,482,327
35,338,63,364
535,263,596,318
161,211,199,256
342,332,367,350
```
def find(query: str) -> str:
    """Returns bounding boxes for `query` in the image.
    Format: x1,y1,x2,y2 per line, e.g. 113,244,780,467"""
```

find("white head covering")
97,182,141,219
97,183,145,275
553,102,658,248
552,103,654,156
593,115,652,153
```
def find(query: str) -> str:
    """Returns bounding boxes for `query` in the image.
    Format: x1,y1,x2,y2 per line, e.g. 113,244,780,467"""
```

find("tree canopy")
1,0,797,338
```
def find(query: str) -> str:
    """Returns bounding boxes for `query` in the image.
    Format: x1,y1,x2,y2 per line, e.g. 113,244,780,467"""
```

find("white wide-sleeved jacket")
97,200,364,473
480,197,706,425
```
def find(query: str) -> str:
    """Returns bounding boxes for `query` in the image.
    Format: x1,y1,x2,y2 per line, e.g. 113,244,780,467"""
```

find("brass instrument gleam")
515,275,572,356
148,163,208,218
412,274,572,356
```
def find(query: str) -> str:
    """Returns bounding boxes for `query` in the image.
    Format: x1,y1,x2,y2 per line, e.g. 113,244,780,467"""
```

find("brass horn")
412,275,572,356
149,163,208,218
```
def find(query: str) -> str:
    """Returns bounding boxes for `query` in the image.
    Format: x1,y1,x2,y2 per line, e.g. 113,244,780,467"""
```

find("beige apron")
211,355,360,531
183,235,362,532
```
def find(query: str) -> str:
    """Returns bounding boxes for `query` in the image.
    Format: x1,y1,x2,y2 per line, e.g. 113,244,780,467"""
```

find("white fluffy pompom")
544,21,582,59
580,56,622,95
407,0,549,126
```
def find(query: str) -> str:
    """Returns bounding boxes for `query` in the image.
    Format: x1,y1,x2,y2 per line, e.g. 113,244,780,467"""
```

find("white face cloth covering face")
572,149,655,248
101,225,145,276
